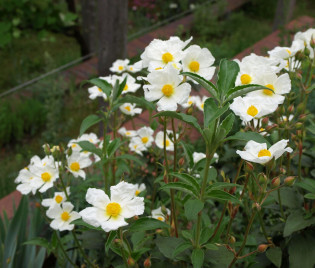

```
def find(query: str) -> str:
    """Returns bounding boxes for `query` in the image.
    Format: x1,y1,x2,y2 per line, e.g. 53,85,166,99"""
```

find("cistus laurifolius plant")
12,29,315,268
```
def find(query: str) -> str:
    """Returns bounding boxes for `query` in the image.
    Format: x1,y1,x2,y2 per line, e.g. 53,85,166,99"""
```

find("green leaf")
204,243,218,250
105,231,117,254
172,242,193,258
217,59,240,97
283,210,315,237
179,141,194,168
191,248,204,268
156,237,185,259
154,111,202,134
23,237,50,249
204,98,229,128
181,71,218,98
184,200,204,220
304,193,315,199
205,189,240,204
117,95,155,110
160,182,199,198
84,78,112,99
77,141,102,158
217,113,235,141
224,131,271,146
117,76,127,100
71,219,103,231
79,114,102,136
295,178,315,193
107,138,123,158
129,218,169,232
207,182,240,191
169,172,200,192
266,247,282,268
115,154,143,166
224,84,273,103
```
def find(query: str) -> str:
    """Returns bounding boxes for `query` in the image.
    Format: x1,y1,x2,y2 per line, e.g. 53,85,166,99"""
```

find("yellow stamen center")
118,65,124,71
240,74,252,85
123,84,129,91
263,84,275,96
72,144,77,148
98,87,102,92
125,106,131,112
134,145,138,149
259,128,265,132
142,137,149,144
162,52,173,63
161,84,174,97
55,195,63,203
164,140,170,147
130,67,133,71
200,103,204,110
247,105,258,117
106,202,121,217
135,190,140,196
126,131,131,136
70,162,80,172
61,211,70,221
286,49,291,55
258,149,271,157
157,216,164,221
155,67,163,70
189,61,200,72
41,172,51,182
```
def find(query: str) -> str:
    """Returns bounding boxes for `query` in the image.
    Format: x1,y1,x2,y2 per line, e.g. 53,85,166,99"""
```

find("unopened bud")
187,107,193,115
144,257,151,267
261,117,269,127
35,202,41,208
158,117,164,125
178,157,185,166
229,186,236,195
297,130,303,138
288,104,294,113
295,72,303,80
155,229,163,234
245,161,254,172
266,124,278,131
280,167,286,174
128,257,135,267
43,144,51,155
161,206,168,215
257,244,269,253
114,239,122,245
295,51,305,61
229,236,236,244
271,177,280,188
297,103,305,113
304,47,310,56
133,215,139,220
298,114,307,122
284,176,296,186
258,173,267,184
67,147,73,156
163,174,168,184
295,122,303,129
311,38,315,49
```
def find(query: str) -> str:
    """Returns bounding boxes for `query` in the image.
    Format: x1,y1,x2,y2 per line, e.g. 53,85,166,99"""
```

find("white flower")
66,152,93,179
129,137,147,156
79,182,145,232
195,96,208,112
78,133,100,145
181,95,199,108
15,168,38,195
182,45,215,81
294,28,315,59
30,155,55,168
193,152,219,164
110,59,130,73
112,74,141,95
268,46,301,71
246,72,291,105
281,115,294,122
155,130,175,151
137,126,154,148
144,64,191,111
236,139,293,164
127,63,142,73
118,127,137,138
47,202,81,231
151,206,170,222
134,183,146,196
119,103,142,116
141,36,192,71
230,96,278,122
42,187,70,208
88,86,107,100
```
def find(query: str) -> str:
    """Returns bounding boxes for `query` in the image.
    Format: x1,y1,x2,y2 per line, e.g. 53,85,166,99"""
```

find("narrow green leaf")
112,79,121,101
116,76,127,100
172,242,193,258
105,231,117,254
179,141,194,169
33,248,46,268
169,172,200,192
207,182,240,191
191,248,204,268
217,59,240,96
159,182,199,197
107,138,123,158
79,114,102,136
77,141,102,158
204,98,229,128
153,111,202,134
224,131,271,146
117,95,155,110
205,189,240,204
218,113,235,140
129,218,169,232
83,78,112,99
115,154,143,166
304,193,315,200
184,200,204,220
181,71,218,98
295,178,315,193
204,243,219,250
23,237,50,249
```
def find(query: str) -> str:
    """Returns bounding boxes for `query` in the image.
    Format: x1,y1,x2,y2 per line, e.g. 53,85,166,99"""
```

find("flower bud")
266,124,278,132
295,122,303,129
298,114,307,122
297,103,305,113
280,167,286,174
245,161,254,172
67,147,73,157
128,257,136,267
186,107,193,115
161,206,168,215
295,51,305,61
258,173,267,184
229,236,236,244
297,130,303,139
229,186,236,195
144,257,151,267
304,47,310,57
114,239,122,245
284,176,296,186
261,117,269,127
178,157,185,166
43,144,51,155
288,104,294,113
35,202,41,208
155,229,163,234
271,177,280,188
158,117,164,125
311,37,315,49
257,244,269,252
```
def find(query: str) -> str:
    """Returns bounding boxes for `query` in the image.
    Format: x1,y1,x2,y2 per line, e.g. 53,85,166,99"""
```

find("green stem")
210,202,227,241
277,189,285,219
257,211,270,243
228,210,257,268
72,230,95,267
119,229,129,268
102,116,109,193
55,231,78,267
59,174,70,200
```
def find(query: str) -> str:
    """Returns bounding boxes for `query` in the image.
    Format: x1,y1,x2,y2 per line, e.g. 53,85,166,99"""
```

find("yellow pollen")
247,105,258,117
134,145,138,149
41,172,51,182
98,87,102,92
263,84,275,96
43,162,47,166
164,140,170,147
141,137,149,144
162,52,173,63
286,49,291,55
135,190,140,196
258,149,271,157
61,211,70,221
70,162,80,172
157,216,164,221
72,144,77,148
123,84,129,91
260,128,265,132
55,195,63,203
161,84,174,97
118,65,124,71
241,74,252,85
106,202,121,217
155,67,163,70
189,61,200,72
200,103,204,110
286,60,289,68
126,131,131,136
130,67,133,71
125,106,131,112
188,101,193,105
